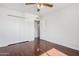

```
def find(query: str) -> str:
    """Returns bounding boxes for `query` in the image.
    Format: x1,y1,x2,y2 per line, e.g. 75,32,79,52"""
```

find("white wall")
0,7,35,47
40,4,79,50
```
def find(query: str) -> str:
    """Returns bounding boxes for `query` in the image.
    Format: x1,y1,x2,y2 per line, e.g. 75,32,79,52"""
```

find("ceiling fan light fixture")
36,4,44,9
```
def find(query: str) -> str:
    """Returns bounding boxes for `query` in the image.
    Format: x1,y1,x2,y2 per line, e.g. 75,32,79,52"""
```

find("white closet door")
0,7,34,47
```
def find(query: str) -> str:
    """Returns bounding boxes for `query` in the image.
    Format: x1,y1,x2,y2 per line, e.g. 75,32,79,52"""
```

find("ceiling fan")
25,3,53,12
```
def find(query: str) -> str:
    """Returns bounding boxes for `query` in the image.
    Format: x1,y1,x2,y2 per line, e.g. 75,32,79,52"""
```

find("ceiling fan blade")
25,3,35,5
43,3,53,7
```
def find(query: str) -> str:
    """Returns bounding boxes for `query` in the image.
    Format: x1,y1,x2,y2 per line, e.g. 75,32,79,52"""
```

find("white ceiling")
0,3,73,16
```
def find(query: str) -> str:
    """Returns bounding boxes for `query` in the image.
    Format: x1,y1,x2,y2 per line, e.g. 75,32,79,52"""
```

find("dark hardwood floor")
0,41,35,56
39,39,79,56
0,39,79,56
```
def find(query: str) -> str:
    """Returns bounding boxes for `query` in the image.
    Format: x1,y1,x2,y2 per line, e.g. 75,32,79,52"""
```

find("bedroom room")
0,3,79,56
